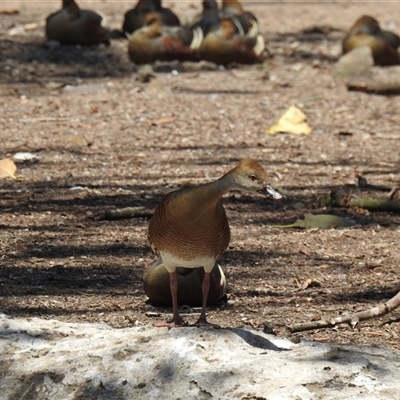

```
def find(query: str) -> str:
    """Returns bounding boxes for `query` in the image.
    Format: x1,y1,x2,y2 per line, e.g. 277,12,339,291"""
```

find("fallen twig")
290,289,400,333
347,80,400,95
97,206,152,220
325,191,400,213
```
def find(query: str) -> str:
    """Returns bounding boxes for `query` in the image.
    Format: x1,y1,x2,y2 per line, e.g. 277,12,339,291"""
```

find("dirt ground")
1,1,400,351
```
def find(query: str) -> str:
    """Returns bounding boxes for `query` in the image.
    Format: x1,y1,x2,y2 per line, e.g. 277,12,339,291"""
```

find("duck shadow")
227,327,290,351
173,86,267,95
0,38,133,82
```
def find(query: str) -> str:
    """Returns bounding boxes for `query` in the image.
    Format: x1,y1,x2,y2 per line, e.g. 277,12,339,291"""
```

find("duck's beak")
258,183,283,200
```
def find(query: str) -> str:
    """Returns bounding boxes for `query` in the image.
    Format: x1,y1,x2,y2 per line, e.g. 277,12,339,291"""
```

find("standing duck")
122,0,180,35
147,158,282,327
128,13,202,64
342,15,400,66
200,17,266,65
144,259,227,307
45,0,110,45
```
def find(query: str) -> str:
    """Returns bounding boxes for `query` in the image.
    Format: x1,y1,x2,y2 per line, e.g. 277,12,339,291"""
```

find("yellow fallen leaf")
266,105,312,135
0,158,17,179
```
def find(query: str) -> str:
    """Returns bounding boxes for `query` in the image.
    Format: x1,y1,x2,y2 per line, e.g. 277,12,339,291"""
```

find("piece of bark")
290,289,400,333
347,79,400,95
326,191,400,213
97,206,152,220
0,8,19,15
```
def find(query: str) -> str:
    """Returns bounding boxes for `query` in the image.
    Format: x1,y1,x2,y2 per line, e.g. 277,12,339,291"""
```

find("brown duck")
122,0,180,35
144,259,227,307
128,13,203,64
45,0,110,45
200,17,265,65
220,0,260,36
147,158,282,327
342,15,400,66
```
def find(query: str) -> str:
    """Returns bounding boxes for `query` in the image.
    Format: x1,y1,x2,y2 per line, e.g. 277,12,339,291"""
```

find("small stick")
290,290,400,333
97,206,152,220
347,80,400,95
326,191,400,213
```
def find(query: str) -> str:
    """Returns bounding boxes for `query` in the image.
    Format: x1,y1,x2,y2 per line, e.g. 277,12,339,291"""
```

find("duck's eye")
249,174,257,181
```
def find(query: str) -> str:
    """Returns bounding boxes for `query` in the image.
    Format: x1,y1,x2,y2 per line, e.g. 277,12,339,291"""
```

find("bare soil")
1,1,400,350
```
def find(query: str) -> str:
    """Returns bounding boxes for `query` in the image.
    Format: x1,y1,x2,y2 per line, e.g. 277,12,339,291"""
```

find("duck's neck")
141,0,161,11
62,0,77,8
174,175,230,208
204,0,219,13
190,171,238,205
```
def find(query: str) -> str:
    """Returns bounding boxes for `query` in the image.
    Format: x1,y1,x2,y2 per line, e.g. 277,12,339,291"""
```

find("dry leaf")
300,248,311,256
0,158,17,179
147,117,175,126
13,152,39,162
295,277,322,290
44,81,65,90
319,264,330,269
299,278,312,290
109,301,126,310
8,25,25,36
266,105,312,135
75,122,92,129
24,22,39,30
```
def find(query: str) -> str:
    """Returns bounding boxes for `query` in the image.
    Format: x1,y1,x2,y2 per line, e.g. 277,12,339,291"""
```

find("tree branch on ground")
289,289,400,333
347,80,400,95
325,191,400,213
96,206,153,220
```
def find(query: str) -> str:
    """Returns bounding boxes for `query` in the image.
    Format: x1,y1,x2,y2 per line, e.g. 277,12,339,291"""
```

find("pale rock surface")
1,314,400,400
334,45,374,80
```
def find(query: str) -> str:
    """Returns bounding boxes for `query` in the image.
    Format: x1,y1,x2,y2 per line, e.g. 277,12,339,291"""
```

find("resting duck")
122,0,180,35
128,13,203,64
144,259,227,307
200,17,266,65
45,0,110,45
220,0,260,36
342,15,400,66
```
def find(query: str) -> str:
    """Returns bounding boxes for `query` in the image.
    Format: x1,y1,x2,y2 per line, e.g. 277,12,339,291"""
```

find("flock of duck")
46,0,266,65
44,1,400,327
45,0,400,66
